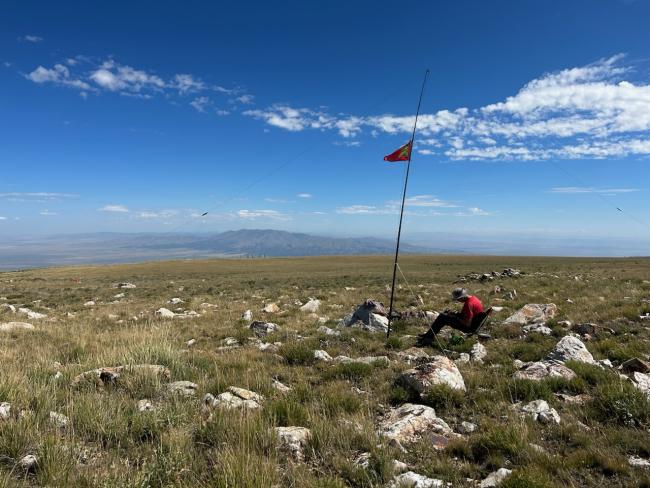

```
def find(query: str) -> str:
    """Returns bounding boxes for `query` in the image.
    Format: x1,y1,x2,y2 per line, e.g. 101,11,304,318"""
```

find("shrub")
421,384,465,413
323,362,373,382
280,343,316,366
588,381,650,428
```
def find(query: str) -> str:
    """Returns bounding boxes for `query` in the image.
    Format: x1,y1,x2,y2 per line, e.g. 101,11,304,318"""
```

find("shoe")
416,333,434,347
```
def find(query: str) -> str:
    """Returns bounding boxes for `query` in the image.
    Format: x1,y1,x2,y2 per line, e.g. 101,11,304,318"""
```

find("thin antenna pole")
386,69,429,339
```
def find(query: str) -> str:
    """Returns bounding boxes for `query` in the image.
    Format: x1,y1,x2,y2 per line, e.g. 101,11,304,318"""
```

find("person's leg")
417,314,454,345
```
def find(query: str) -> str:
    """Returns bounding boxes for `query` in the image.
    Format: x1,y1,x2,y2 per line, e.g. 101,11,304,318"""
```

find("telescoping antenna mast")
386,69,429,339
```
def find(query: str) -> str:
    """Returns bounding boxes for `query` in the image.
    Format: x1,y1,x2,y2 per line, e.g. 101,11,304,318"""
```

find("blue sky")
2,0,650,246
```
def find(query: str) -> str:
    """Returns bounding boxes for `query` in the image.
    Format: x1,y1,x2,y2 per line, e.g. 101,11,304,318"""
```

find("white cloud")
26,64,91,90
216,109,230,116
0,192,77,201
98,204,129,213
0,216,7,220
401,195,457,208
457,207,492,216
549,186,639,194
237,209,291,221
173,74,206,94
90,60,165,93
336,205,396,215
190,96,210,112
39,209,58,216
21,35,43,43
297,193,312,199
136,210,179,219
246,55,650,161
235,94,254,104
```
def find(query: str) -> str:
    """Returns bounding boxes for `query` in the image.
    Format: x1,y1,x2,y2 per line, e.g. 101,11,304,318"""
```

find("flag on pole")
383,141,412,162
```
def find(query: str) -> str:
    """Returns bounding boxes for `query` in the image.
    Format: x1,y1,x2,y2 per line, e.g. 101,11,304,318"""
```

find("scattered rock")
166,381,198,396
459,421,477,434
456,353,470,364
336,355,389,365
19,454,38,472
72,364,171,386
114,282,136,289
300,298,321,313
628,456,650,469
397,347,430,364
504,304,557,326
137,399,154,412
513,361,577,381
1,303,16,313
632,372,650,398
272,379,292,393
0,321,35,332
274,426,311,461
388,471,443,487
205,387,264,410
83,300,95,307
155,307,175,318
241,310,252,321
393,460,409,473
317,325,340,336
113,292,126,299
0,402,10,420
555,393,591,405
547,335,595,364
470,342,487,363
49,411,69,430
379,403,453,445
314,349,333,362
398,356,466,396
249,321,279,336
18,308,47,320
168,297,184,304
519,400,560,424
339,299,389,333
262,303,280,313
523,323,553,335
186,338,197,347
621,357,650,374
480,468,512,487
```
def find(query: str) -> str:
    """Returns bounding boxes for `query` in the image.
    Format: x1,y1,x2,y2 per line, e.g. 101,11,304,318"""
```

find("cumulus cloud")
246,55,650,161
0,216,7,220
90,60,165,93
237,209,291,221
98,204,129,213
25,57,241,109
297,193,312,199
26,64,91,90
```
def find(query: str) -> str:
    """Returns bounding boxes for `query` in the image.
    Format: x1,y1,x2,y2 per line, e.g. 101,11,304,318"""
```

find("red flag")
383,141,412,162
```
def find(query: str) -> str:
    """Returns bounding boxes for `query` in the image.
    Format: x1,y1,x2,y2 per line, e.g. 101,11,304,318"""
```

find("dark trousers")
426,313,475,335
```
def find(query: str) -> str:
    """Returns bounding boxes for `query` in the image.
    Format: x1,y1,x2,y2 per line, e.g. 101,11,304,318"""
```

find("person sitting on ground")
416,287,483,346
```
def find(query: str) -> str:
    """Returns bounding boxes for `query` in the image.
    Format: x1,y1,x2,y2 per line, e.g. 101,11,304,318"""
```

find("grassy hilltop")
1,255,649,487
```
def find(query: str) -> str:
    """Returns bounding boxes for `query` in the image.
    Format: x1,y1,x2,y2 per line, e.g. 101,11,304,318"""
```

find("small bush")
280,343,316,366
323,362,373,382
588,381,650,428
421,384,465,413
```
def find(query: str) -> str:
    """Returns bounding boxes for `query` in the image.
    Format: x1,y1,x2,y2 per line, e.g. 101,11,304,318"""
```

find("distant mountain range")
0,229,453,270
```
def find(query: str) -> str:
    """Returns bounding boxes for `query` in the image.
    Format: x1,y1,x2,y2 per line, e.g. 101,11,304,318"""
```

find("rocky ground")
0,255,649,487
